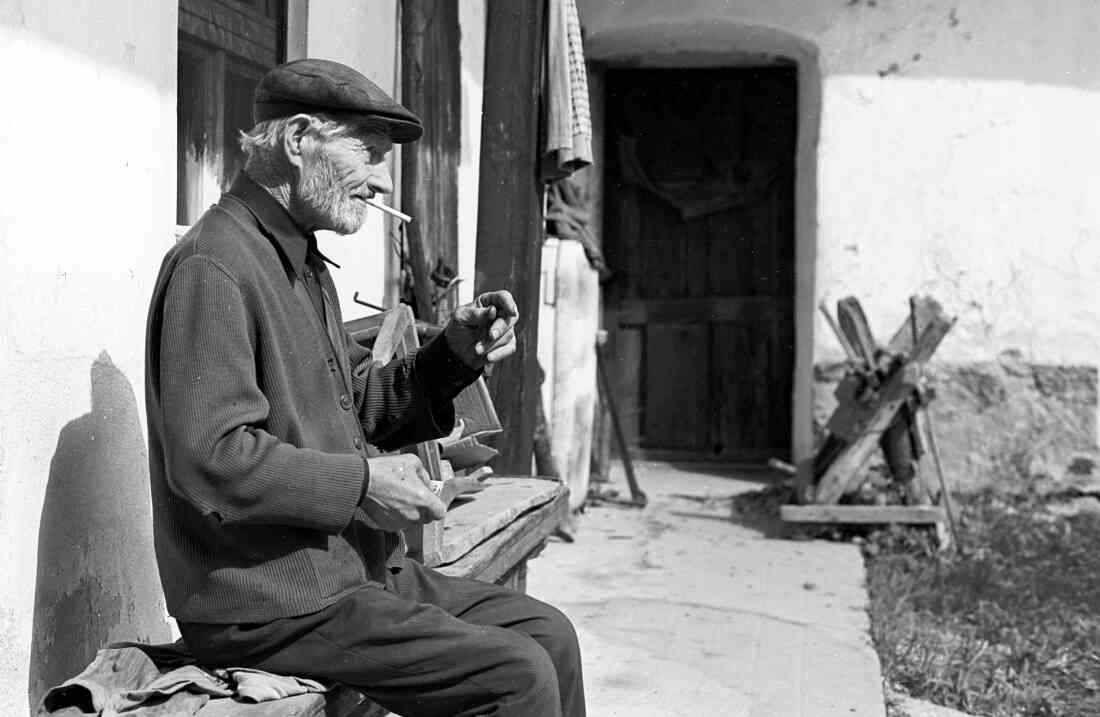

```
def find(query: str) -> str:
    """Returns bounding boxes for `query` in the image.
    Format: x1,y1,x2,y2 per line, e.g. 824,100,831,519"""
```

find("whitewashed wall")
578,0,1100,459
0,1,177,711
309,0,399,319
311,0,485,314
458,0,486,305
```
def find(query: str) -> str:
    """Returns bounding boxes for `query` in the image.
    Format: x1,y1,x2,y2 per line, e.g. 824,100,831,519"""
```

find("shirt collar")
225,173,340,276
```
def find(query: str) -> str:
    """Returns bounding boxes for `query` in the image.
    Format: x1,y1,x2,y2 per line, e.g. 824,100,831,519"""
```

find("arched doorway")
602,65,799,461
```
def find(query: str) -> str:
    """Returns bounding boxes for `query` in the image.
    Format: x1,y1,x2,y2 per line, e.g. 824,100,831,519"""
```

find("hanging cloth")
617,136,783,221
541,0,593,182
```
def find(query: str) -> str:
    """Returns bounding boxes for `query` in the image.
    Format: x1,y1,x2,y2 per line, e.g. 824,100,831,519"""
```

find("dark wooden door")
603,68,796,462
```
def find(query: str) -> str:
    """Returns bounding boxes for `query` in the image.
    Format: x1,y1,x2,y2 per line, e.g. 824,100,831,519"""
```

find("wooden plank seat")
45,485,567,717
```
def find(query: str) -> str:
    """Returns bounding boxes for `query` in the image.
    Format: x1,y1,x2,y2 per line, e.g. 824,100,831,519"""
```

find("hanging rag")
541,0,592,182
617,136,783,220
545,178,609,279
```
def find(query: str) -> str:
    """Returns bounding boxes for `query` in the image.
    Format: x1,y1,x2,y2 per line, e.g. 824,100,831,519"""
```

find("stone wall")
813,352,1098,493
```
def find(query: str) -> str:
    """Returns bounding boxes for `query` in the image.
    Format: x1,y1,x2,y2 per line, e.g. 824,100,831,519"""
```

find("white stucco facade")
309,0,399,319
578,0,1100,459
458,0,487,306
0,1,178,711
0,1,478,712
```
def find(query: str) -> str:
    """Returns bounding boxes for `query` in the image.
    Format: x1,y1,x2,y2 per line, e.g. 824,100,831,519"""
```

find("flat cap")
254,58,423,143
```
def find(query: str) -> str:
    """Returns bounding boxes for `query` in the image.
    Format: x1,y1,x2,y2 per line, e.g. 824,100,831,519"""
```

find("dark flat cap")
254,58,423,143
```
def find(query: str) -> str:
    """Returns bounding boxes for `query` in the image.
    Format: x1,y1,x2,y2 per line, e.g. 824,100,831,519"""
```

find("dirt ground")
526,461,887,717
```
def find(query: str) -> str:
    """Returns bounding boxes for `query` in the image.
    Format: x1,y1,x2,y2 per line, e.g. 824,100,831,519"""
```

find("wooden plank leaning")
811,297,955,505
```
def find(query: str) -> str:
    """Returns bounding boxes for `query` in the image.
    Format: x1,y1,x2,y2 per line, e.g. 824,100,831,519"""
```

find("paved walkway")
526,461,886,717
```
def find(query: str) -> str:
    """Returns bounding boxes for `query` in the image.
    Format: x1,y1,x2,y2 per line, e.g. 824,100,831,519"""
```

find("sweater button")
353,436,363,449
339,394,353,411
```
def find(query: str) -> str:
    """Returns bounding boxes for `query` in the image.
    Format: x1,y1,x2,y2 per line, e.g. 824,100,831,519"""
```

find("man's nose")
366,165,394,196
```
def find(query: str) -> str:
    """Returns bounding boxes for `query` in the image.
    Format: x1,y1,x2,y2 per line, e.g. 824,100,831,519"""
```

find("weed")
866,491,1100,716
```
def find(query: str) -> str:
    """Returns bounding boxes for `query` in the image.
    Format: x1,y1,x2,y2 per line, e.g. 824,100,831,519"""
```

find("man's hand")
443,290,519,370
359,454,446,531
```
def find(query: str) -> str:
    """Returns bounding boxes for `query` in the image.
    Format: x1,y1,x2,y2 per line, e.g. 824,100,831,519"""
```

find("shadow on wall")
28,352,170,711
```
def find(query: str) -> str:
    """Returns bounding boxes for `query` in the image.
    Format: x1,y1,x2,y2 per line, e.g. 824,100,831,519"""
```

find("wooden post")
474,0,547,476
401,0,461,322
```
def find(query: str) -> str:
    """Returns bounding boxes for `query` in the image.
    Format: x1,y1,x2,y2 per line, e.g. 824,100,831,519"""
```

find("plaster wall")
457,0,486,306
578,0,1100,459
0,1,177,712
308,0,399,319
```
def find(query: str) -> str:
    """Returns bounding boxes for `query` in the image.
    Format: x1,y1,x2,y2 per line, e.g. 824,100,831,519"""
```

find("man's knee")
528,602,581,665
493,633,560,709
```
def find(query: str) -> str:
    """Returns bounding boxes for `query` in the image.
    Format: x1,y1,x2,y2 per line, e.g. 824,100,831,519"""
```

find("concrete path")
526,461,886,717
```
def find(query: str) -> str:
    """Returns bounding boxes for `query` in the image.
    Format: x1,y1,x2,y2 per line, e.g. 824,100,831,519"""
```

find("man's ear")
281,114,315,172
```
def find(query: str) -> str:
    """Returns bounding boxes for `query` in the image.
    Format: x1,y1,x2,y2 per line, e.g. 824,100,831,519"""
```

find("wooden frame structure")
781,296,958,541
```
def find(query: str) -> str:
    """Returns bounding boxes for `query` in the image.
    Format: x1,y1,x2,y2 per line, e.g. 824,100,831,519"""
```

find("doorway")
603,67,797,462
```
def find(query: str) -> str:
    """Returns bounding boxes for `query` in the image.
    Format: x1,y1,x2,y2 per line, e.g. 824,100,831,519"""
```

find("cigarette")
363,197,412,223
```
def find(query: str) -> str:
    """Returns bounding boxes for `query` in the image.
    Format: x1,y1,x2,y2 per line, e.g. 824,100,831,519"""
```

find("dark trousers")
179,559,585,717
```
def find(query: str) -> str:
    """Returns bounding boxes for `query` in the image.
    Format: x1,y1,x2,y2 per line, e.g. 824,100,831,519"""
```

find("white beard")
293,149,368,235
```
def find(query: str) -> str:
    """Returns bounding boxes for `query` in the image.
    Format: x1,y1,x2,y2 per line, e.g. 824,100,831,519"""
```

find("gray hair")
239,113,389,183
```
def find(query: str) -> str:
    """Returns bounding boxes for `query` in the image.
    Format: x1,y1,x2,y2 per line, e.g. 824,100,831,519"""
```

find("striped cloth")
541,0,593,181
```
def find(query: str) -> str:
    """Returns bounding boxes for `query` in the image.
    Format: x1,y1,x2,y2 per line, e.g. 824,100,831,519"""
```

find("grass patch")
865,491,1100,716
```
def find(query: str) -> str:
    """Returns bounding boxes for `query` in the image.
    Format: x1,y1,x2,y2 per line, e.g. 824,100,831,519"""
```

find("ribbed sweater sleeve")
345,330,481,451
158,255,365,532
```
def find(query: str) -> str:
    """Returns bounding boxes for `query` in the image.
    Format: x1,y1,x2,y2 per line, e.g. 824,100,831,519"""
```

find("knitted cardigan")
145,178,475,623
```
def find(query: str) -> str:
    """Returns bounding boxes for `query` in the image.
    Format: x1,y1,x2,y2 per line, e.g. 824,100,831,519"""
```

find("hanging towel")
541,0,593,182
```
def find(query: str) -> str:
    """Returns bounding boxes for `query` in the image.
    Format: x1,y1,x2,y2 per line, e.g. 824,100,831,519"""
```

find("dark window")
177,0,286,225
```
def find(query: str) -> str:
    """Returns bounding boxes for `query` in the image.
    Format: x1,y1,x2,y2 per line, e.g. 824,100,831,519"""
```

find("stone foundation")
812,350,1098,492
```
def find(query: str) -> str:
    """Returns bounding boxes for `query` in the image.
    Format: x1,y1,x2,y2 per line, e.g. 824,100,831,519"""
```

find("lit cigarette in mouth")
363,197,412,224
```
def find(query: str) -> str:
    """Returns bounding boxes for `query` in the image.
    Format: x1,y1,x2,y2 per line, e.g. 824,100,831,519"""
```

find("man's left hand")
444,290,519,370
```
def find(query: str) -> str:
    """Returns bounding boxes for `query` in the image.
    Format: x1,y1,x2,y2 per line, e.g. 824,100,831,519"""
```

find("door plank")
613,296,785,325
639,201,684,299
643,324,708,450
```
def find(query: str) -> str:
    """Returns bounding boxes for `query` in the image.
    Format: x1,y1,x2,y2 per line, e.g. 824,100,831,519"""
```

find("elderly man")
145,59,584,717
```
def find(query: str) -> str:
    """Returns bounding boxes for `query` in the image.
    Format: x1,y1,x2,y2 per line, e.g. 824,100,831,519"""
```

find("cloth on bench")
38,643,327,716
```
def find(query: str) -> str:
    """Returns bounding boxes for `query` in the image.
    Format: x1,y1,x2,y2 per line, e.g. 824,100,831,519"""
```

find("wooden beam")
474,0,547,476
401,0,461,322
780,504,946,525
826,307,954,443
836,297,878,366
612,296,788,326
814,365,921,504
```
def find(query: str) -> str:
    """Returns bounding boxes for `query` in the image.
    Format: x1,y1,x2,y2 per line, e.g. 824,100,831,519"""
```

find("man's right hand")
359,454,447,531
